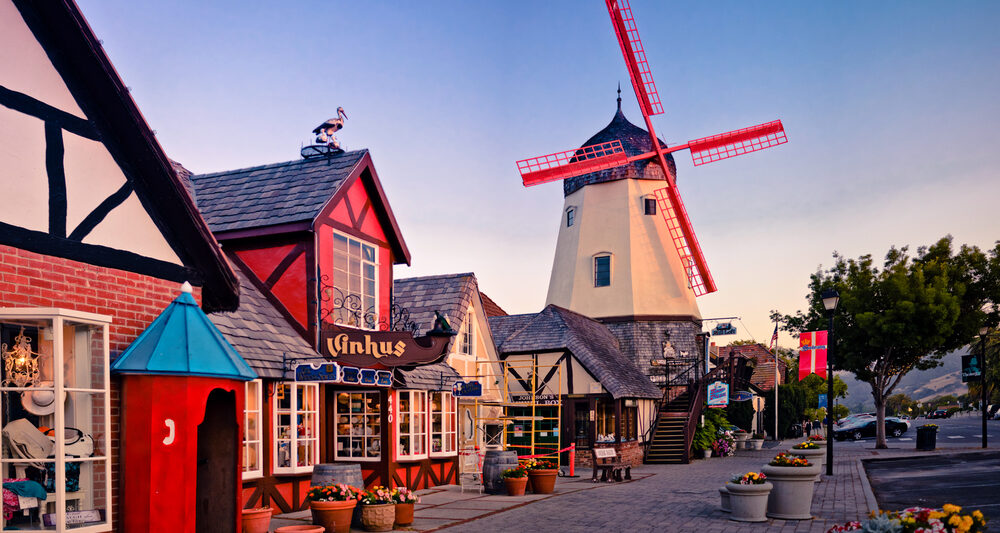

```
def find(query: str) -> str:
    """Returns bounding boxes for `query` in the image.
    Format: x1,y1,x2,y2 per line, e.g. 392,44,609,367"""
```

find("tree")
885,393,916,416
763,383,807,439
778,237,999,448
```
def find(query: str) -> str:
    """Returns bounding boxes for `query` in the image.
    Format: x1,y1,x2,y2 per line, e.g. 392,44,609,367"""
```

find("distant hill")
835,348,970,413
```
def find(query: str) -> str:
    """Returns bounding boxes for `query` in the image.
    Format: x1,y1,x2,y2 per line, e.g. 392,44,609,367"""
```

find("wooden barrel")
310,463,364,490
482,450,519,494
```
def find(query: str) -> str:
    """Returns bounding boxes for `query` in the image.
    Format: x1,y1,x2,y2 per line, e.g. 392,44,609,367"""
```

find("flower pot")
310,499,358,533
725,482,772,522
528,469,558,494
241,507,273,533
789,447,826,480
748,439,764,450
701,448,712,459
276,527,325,533
761,463,821,520
395,502,415,526
718,487,731,513
504,476,528,496
360,503,396,532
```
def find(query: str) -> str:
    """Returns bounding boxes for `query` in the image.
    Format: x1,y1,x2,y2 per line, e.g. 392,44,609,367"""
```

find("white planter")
719,487,731,513
726,482,772,522
747,439,764,450
762,464,821,520
787,447,825,481
701,448,712,459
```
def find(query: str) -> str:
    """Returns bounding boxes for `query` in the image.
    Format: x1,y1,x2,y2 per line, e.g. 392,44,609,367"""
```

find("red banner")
798,330,828,380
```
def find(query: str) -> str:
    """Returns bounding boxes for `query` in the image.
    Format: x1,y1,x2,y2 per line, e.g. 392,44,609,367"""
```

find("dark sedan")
833,419,909,440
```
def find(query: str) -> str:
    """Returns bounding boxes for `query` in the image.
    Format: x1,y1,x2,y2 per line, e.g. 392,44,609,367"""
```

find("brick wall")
575,440,642,469
0,244,202,530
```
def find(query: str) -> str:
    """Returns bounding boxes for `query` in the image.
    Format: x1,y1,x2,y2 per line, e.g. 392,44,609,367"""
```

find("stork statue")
312,107,348,149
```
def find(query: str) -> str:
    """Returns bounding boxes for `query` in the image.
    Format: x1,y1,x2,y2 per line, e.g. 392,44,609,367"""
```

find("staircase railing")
642,356,705,461
682,377,707,463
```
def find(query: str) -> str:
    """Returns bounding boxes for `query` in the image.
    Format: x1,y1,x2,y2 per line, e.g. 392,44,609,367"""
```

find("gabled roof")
189,150,366,233
489,305,660,399
209,265,323,379
393,273,479,335
111,287,256,380
479,292,508,317
12,0,238,312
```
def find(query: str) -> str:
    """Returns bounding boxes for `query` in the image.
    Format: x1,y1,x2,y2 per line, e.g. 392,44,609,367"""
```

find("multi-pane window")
273,382,319,474
0,311,112,532
594,255,611,287
460,312,475,355
566,207,576,227
242,379,263,479
644,198,657,215
332,232,378,328
430,392,457,457
397,390,427,459
334,391,381,461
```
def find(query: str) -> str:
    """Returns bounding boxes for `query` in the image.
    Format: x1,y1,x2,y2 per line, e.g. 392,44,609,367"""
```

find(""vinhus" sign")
319,326,453,368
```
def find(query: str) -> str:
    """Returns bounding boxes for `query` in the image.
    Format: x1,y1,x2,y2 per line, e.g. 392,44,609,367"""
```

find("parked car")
836,413,874,429
927,409,951,419
833,419,909,441
886,417,911,430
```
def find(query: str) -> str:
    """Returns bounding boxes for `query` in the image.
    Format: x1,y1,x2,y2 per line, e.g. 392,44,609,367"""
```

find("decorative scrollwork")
319,275,419,334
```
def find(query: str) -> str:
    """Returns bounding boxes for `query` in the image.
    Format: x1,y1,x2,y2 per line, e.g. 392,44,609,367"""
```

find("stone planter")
395,502,414,527
762,463,821,520
528,469,558,494
241,507,272,533
788,447,825,480
360,503,396,532
733,432,750,449
310,499,358,533
505,476,528,496
718,487,731,513
700,448,712,459
747,439,764,450
726,482,772,522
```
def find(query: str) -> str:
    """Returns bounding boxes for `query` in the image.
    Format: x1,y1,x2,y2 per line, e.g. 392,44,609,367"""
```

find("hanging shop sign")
818,393,828,408
452,380,483,397
707,381,729,408
798,330,828,380
509,393,560,405
712,322,737,336
319,326,453,368
295,362,392,387
961,354,982,382
731,390,754,402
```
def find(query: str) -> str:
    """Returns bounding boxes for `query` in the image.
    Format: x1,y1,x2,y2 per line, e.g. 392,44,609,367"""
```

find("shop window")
272,382,319,474
594,255,611,287
623,404,638,441
460,312,475,356
332,231,379,329
430,392,457,457
242,379,263,479
644,197,657,215
334,391,381,461
396,390,427,460
595,399,616,443
0,311,112,531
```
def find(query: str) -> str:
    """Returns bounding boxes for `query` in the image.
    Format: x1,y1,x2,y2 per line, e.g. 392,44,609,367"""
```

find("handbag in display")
45,427,95,458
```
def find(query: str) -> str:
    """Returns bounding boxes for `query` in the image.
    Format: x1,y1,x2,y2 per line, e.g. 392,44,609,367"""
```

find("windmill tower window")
566,207,577,227
643,198,657,215
594,255,611,287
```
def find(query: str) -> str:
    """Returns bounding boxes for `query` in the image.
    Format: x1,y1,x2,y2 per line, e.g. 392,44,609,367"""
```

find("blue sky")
78,0,1000,345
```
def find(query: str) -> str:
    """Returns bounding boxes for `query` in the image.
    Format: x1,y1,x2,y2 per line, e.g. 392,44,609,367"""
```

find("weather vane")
312,107,348,150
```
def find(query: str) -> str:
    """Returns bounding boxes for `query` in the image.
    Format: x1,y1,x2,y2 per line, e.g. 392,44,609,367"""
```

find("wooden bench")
591,447,631,483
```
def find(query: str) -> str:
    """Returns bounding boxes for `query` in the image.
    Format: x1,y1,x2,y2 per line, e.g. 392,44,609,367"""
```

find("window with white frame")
242,379,263,479
566,207,576,227
333,391,381,461
273,382,319,474
396,390,427,460
459,311,475,355
0,310,112,532
430,392,457,456
332,231,379,329
594,254,611,287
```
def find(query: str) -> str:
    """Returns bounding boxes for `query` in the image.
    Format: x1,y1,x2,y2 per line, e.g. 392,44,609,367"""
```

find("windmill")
516,0,787,297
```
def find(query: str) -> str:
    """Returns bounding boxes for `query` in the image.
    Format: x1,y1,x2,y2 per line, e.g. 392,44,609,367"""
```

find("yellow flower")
973,510,983,520
943,504,962,514
929,511,945,519
949,515,962,527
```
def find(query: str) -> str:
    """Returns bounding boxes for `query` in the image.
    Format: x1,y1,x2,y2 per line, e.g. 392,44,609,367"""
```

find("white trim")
430,391,458,458
459,306,476,357
333,390,382,462
242,379,264,480
0,307,112,323
271,382,320,475
395,390,428,461
330,229,381,330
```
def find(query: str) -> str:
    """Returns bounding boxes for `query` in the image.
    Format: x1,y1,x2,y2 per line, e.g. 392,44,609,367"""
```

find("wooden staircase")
645,390,694,464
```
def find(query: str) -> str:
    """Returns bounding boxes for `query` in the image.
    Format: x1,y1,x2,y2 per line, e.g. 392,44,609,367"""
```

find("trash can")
916,426,937,451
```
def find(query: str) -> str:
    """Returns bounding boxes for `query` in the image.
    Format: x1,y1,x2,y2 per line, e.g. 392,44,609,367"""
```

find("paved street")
834,413,1000,449
865,451,1000,517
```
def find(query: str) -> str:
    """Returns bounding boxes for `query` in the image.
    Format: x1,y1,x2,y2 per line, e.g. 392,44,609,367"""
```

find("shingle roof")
489,305,660,399
189,150,366,233
209,265,322,379
394,362,461,391
393,273,479,335
479,292,508,317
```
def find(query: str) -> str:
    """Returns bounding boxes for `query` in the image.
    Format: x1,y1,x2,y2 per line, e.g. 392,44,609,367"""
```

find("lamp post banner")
798,330,828,380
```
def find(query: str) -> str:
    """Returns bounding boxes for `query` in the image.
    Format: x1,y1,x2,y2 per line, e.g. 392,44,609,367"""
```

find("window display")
333,391,381,461
396,390,426,459
242,380,263,478
430,392,456,457
0,311,111,531
273,382,319,474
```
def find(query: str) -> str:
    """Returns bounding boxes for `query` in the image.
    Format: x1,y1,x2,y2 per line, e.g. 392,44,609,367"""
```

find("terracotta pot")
527,469,557,494
504,476,528,496
360,503,396,532
310,499,358,533
276,527,325,533
726,482,772,522
395,502,415,526
761,463,821,520
241,507,272,533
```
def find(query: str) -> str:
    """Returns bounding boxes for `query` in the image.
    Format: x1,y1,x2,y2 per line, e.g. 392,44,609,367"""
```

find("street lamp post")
980,326,989,449
822,288,840,477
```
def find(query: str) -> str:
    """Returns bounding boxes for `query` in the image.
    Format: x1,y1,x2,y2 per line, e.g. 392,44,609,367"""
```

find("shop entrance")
195,388,238,533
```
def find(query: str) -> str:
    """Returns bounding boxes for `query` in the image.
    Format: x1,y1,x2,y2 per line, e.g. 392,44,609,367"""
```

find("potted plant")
733,429,750,449
807,434,826,445
359,486,396,532
826,504,987,532
692,423,714,458
522,458,558,494
392,487,419,527
762,453,821,520
789,440,825,479
306,483,361,533
747,433,765,450
725,472,771,522
500,464,528,496
241,507,273,533
712,433,736,457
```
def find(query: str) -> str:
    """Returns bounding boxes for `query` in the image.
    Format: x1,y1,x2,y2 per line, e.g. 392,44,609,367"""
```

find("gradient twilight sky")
77,1,1000,345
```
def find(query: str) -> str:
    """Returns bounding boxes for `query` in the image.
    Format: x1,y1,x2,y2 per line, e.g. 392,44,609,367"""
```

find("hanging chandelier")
2,327,41,388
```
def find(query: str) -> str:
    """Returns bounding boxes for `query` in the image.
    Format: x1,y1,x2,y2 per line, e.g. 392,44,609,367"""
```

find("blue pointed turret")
112,283,257,380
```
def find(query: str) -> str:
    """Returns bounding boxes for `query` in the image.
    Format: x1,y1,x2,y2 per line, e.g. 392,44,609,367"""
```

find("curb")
855,458,879,513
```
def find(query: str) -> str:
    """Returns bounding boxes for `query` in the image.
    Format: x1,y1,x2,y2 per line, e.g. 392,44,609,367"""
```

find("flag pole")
774,319,779,441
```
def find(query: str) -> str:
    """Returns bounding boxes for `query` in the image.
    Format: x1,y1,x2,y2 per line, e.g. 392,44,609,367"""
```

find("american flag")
769,324,778,350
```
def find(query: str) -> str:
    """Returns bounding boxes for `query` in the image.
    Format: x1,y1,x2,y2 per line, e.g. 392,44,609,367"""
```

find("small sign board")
707,381,729,408
818,393,828,408
295,362,341,382
712,322,737,336
295,363,391,387
452,380,483,397
731,390,753,402
510,393,560,405
44,509,104,527
962,354,982,382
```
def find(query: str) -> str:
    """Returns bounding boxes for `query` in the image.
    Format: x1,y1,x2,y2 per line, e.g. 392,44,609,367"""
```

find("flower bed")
731,472,768,485
793,441,820,450
769,452,811,467
808,434,826,441
827,504,987,533
712,433,737,457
